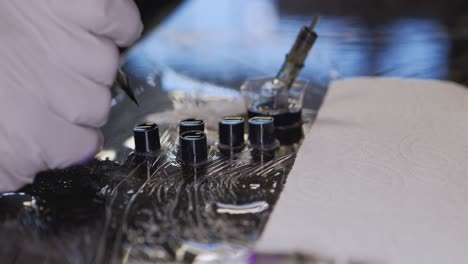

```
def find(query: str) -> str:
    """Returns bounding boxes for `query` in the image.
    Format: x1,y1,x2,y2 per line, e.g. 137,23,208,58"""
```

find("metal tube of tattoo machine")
276,16,319,90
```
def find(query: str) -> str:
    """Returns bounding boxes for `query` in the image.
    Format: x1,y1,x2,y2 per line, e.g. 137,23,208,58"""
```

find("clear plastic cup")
240,77,308,116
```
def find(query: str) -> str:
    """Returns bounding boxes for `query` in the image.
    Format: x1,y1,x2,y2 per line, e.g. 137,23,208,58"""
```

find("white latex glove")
0,1,142,192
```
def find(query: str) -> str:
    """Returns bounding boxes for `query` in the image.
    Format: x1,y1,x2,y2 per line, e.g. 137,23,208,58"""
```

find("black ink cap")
179,130,208,165
133,122,161,153
248,116,279,150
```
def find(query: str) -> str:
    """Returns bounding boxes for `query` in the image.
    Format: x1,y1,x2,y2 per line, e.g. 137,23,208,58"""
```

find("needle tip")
129,94,139,106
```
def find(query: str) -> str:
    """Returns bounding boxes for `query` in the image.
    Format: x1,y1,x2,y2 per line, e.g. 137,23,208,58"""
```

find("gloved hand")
0,0,142,192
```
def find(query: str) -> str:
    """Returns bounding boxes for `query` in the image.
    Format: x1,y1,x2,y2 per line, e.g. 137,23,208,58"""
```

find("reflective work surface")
0,111,315,263
2,0,468,263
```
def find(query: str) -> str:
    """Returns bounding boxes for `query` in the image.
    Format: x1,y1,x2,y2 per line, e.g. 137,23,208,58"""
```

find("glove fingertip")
115,14,143,47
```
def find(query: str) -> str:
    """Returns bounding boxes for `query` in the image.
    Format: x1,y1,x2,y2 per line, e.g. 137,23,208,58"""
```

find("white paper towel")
256,78,468,264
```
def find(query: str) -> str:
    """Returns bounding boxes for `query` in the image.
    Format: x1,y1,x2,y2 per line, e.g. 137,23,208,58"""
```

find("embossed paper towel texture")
256,78,468,264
